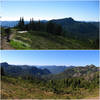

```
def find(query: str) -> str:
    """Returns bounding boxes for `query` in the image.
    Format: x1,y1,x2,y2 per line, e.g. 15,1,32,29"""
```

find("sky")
1,1,99,21
0,50,99,66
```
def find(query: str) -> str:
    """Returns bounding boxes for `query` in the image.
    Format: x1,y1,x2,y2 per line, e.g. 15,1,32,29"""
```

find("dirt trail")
1,29,17,50
1,37,14,50
1,29,18,49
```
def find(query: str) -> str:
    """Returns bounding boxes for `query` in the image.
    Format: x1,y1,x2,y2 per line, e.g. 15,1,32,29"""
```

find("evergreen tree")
18,17,25,30
17,17,22,29
21,17,25,30
31,18,35,30
28,18,35,31
37,20,41,31
46,21,55,34
28,18,32,30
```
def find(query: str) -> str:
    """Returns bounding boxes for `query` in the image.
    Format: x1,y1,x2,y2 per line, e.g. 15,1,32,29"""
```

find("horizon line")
0,62,97,67
1,19,99,22
1,17,99,22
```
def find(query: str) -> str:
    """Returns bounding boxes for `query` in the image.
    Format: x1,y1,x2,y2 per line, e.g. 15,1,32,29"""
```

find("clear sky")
1,1,99,21
0,50,99,66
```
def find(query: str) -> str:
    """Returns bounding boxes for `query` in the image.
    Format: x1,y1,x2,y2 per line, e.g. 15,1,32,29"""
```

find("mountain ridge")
1,17,99,27
0,62,51,77
1,62,99,77
46,64,99,80
1,62,75,74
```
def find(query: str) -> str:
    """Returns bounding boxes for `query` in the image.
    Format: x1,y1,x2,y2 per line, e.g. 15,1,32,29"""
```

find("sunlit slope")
1,75,99,99
10,31,92,49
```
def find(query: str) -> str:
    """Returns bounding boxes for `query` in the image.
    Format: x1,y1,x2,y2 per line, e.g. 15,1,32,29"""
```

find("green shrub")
10,39,30,49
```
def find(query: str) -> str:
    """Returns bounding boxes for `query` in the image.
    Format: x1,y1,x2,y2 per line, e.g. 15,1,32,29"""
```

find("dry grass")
1,76,99,99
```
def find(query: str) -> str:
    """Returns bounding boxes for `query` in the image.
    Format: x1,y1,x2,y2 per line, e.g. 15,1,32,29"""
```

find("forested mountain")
2,17,99,40
1,62,99,99
89,22,99,28
51,17,99,40
0,62,51,77
39,65,75,74
1,62,99,79
1,62,75,75
46,64,99,80
1,17,99,49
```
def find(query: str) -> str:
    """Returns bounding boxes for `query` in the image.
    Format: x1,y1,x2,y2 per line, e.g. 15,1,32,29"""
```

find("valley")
1,62,99,99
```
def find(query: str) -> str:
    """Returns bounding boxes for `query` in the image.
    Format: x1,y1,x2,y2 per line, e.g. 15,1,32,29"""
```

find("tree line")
22,72,99,95
16,17,63,35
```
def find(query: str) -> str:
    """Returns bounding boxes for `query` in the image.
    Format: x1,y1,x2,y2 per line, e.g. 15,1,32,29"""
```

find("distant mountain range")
0,62,51,77
1,62,99,80
1,21,19,27
1,20,47,27
45,64,99,80
0,62,75,75
1,17,99,28
39,65,75,74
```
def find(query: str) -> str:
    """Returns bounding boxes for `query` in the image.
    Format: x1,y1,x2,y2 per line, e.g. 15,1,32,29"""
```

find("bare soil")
1,36,14,50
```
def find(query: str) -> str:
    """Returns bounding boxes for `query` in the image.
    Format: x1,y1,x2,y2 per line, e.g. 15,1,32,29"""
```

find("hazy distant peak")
65,17,74,20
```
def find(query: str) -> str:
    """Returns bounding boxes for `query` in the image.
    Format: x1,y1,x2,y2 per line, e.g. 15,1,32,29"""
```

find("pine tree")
17,17,25,30
46,21,55,34
28,18,32,30
31,18,35,30
21,17,24,29
17,17,22,29
28,18,35,31
38,20,41,31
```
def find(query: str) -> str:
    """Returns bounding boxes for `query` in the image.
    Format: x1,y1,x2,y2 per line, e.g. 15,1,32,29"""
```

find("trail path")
1,36,14,50
1,29,17,50
1,31,16,50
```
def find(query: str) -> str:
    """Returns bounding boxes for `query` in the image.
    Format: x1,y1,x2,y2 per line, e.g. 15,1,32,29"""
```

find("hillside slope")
1,75,99,99
1,18,99,49
9,30,94,49
51,18,99,39
1,63,99,99
1,62,51,77
46,64,99,80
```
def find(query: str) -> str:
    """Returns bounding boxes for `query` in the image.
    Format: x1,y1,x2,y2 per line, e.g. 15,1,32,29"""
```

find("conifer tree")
18,17,25,30
31,18,35,30
38,20,41,30
28,18,35,31
28,18,32,30
47,21,55,34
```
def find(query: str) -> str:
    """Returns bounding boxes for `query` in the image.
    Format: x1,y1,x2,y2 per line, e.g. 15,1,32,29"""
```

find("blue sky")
0,50,99,66
1,1,99,21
